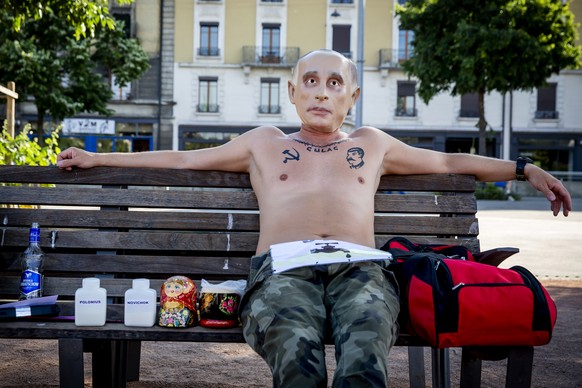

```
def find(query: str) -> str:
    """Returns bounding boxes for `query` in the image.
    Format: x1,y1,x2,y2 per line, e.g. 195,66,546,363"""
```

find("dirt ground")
0,279,580,388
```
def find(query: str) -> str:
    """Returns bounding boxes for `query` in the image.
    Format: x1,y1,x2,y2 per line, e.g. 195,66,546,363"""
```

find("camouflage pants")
240,252,400,388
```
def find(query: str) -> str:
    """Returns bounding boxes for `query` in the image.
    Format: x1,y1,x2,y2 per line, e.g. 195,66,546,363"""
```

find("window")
199,23,219,56
261,24,281,63
331,0,353,3
198,77,219,113
332,25,352,58
535,83,558,119
460,93,479,118
396,81,416,117
398,29,414,62
261,0,283,2
110,74,131,101
112,12,131,38
260,78,280,114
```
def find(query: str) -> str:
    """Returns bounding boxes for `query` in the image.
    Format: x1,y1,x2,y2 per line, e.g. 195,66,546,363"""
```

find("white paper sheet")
270,240,392,273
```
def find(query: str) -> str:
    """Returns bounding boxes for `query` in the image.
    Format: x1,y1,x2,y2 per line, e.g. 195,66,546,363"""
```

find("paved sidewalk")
477,197,582,279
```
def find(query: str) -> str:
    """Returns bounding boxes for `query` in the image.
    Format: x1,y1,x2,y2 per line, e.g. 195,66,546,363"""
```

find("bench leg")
505,346,534,388
408,346,426,388
460,347,482,388
431,348,451,388
88,339,128,388
59,338,84,388
126,340,142,382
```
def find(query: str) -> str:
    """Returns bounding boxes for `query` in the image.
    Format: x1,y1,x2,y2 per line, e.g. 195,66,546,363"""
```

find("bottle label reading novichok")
20,269,41,295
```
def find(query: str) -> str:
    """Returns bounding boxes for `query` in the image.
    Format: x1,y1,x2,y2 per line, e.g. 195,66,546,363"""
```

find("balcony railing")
198,47,220,57
197,104,220,113
379,48,413,68
258,105,281,114
535,110,559,119
243,46,300,67
395,108,417,117
459,109,480,118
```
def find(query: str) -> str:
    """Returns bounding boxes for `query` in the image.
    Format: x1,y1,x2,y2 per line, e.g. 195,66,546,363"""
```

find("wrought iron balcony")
258,105,281,114
459,109,480,118
395,108,417,117
535,110,559,119
198,47,221,57
242,46,300,67
197,104,220,113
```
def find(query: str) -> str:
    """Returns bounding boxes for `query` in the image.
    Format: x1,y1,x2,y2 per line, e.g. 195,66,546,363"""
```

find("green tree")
0,0,133,39
1,123,61,166
0,9,150,143
397,0,581,156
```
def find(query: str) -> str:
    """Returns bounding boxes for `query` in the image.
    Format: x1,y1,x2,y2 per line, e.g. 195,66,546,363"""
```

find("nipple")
280,174,288,181
358,177,365,184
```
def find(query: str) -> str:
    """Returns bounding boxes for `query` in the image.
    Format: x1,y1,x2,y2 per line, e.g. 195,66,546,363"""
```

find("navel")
280,174,288,181
358,177,365,184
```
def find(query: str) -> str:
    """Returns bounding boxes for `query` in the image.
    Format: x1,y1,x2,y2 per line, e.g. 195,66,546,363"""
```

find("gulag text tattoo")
291,138,347,153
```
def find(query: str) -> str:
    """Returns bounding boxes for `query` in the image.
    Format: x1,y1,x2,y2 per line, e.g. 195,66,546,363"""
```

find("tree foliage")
0,0,133,39
0,8,150,141
1,123,61,166
397,0,581,155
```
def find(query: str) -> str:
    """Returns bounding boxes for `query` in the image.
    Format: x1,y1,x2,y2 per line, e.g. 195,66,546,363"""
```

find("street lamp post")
355,0,365,129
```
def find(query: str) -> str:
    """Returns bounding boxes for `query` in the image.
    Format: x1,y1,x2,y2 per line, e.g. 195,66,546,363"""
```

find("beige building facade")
170,0,582,176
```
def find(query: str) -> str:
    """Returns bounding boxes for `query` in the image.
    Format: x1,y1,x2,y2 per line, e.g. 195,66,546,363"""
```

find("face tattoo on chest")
346,147,365,169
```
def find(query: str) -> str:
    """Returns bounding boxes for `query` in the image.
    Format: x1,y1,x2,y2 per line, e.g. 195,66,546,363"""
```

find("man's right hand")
57,147,97,170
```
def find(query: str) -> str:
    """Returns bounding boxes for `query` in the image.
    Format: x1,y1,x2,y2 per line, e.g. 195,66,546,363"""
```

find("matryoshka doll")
158,275,198,327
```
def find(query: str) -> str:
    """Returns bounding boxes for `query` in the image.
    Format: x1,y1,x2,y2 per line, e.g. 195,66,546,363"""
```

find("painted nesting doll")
199,292,241,328
158,276,197,328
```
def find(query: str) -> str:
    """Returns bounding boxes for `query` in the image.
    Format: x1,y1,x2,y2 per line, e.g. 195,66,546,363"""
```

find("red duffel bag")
399,255,557,348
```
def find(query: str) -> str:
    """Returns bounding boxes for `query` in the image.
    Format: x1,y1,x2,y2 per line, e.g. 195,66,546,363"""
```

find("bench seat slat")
0,320,429,347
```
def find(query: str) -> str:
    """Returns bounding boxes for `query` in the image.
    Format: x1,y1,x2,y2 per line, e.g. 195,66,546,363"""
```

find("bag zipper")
451,282,527,291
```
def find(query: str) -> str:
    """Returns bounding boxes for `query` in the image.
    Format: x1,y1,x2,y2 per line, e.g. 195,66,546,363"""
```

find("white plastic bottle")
124,278,157,327
74,277,107,326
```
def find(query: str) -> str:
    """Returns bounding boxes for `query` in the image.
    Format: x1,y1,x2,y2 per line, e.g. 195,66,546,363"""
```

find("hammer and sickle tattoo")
282,148,301,163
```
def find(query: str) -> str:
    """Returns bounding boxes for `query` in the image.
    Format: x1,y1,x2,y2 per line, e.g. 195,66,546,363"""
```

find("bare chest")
254,137,381,190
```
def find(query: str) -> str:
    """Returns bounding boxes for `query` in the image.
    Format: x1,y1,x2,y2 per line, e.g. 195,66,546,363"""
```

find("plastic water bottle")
124,278,157,327
19,222,45,300
75,277,107,326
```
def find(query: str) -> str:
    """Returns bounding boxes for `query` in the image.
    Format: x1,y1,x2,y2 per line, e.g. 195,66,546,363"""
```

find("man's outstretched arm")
56,125,273,173
382,134,572,217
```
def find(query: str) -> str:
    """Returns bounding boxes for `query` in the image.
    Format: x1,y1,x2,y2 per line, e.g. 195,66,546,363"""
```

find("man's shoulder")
349,126,388,139
247,125,287,137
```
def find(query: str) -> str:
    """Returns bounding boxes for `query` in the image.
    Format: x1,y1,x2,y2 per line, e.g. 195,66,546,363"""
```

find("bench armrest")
474,247,520,267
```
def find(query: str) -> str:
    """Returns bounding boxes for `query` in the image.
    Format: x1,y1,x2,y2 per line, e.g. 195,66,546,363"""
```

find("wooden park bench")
0,165,530,388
